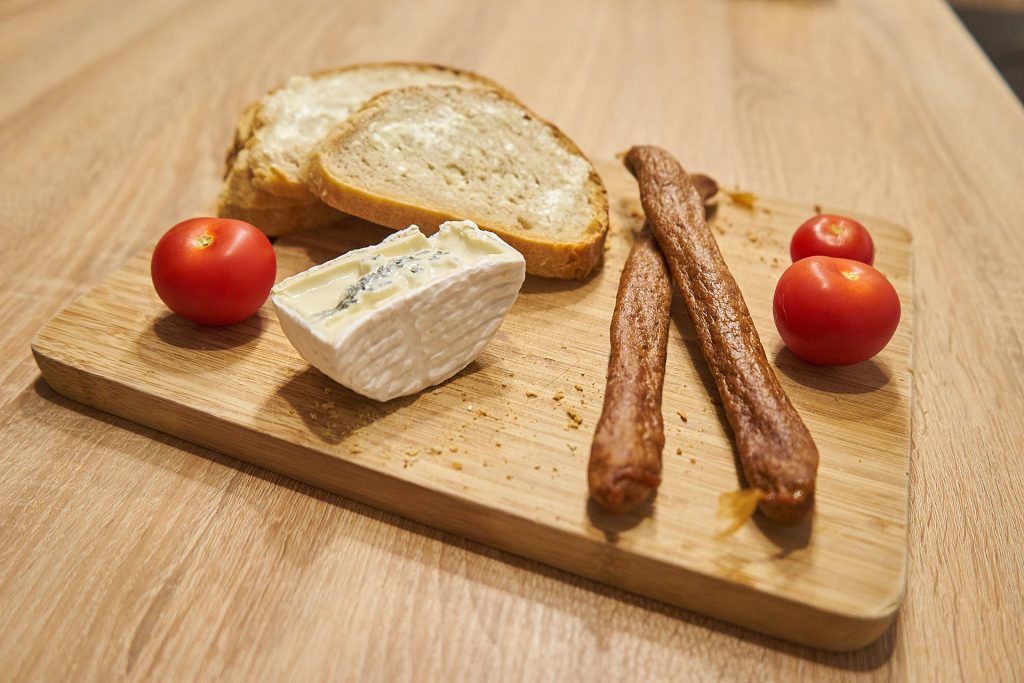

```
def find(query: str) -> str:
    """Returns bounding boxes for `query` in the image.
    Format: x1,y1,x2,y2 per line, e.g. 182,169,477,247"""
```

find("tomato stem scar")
195,234,214,249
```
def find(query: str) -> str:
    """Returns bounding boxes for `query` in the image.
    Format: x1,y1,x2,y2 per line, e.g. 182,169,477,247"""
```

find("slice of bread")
304,86,608,279
243,63,510,202
217,63,510,235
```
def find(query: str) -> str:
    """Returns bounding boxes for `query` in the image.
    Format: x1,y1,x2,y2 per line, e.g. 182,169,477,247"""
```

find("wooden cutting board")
31,160,912,651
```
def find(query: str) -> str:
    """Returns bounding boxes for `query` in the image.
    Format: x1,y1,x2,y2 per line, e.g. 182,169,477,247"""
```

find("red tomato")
773,256,900,365
790,214,875,265
151,217,276,325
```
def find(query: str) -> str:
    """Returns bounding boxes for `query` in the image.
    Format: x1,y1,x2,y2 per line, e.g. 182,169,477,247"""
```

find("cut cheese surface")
272,221,525,401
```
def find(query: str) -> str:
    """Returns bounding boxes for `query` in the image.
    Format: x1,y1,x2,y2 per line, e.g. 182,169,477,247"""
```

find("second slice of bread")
304,86,608,279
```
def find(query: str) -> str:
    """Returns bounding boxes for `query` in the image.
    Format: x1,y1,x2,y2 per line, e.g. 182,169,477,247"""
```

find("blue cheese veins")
322,249,461,322
270,221,526,401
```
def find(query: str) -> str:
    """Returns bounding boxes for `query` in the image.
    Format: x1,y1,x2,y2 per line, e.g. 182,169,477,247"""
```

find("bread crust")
304,85,609,280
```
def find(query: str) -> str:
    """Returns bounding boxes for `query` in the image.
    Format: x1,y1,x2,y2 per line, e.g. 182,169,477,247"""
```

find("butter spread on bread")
303,85,608,279
217,63,509,236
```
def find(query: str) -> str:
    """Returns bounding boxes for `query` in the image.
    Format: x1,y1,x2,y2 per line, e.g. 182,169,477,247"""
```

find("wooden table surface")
2,0,1021,680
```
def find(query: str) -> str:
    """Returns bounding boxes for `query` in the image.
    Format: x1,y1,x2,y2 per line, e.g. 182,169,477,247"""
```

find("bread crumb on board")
525,390,538,398
566,407,583,429
450,461,463,470
676,409,688,422
553,390,565,401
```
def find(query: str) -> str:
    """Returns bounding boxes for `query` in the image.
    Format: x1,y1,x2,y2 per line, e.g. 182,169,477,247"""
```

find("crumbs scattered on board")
566,407,583,429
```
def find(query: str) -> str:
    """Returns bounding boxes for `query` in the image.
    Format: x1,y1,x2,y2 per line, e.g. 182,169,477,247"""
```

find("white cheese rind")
272,221,525,401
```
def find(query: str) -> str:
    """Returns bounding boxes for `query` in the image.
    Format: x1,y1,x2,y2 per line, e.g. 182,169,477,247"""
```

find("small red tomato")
151,217,276,325
773,256,900,365
790,214,875,265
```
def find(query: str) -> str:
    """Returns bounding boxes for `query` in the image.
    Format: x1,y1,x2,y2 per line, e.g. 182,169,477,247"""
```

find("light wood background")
1,0,1022,680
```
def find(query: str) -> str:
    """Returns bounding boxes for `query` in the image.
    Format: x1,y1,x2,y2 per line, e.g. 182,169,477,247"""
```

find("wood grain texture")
2,0,1023,679
30,160,913,651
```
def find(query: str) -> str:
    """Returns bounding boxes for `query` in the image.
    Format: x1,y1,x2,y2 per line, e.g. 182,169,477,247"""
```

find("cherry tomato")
790,214,875,265
773,256,900,365
151,217,276,325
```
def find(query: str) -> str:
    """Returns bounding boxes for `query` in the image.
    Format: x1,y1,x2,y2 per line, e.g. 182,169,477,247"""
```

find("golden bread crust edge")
303,85,609,279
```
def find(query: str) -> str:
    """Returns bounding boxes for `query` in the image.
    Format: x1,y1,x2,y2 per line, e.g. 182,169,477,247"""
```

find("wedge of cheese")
272,221,525,401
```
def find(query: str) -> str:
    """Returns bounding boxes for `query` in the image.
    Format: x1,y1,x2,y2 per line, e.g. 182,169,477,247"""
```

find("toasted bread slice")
304,86,608,279
243,63,510,202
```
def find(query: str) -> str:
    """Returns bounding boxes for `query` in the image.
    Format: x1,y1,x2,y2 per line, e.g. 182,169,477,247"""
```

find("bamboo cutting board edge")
29,160,913,651
29,347,902,650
